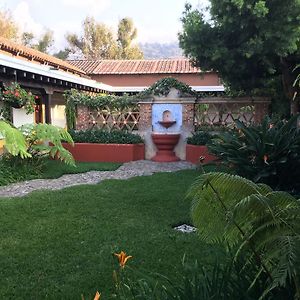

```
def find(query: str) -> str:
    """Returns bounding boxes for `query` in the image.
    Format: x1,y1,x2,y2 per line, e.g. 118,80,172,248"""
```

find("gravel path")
0,160,195,198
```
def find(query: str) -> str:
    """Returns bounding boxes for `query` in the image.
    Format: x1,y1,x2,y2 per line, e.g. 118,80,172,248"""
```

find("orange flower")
114,251,132,268
93,291,101,300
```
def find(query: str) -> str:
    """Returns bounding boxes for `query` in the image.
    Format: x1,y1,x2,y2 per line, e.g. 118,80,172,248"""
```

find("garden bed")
63,142,145,163
186,144,217,164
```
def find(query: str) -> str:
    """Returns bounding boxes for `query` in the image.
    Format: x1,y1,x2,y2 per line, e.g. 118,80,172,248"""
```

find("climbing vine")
140,77,196,97
64,89,139,129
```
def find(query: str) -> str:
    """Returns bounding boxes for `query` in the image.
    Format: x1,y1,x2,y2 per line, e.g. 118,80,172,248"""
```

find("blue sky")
0,0,209,52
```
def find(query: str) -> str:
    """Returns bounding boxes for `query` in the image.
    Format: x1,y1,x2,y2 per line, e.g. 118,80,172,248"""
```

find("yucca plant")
0,120,75,166
187,172,300,299
208,115,300,192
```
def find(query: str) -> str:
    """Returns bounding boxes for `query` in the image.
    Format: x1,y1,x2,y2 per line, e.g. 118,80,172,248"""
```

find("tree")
65,16,143,60
66,16,119,60
0,9,18,40
117,18,143,59
179,1,300,113
21,30,54,54
53,49,71,60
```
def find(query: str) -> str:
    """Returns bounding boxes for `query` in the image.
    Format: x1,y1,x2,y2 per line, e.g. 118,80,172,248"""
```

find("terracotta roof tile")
68,59,201,75
0,37,86,76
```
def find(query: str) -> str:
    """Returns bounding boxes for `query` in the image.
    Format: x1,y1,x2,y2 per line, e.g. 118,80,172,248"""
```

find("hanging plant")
0,82,36,115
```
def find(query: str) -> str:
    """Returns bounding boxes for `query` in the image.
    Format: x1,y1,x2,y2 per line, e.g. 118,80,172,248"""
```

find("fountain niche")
151,108,181,162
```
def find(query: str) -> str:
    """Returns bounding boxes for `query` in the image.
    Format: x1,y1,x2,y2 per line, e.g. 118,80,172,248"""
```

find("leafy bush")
0,121,75,165
186,131,213,145
69,129,143,144
0,82,36,115
187,172,300,299
208,116,300,192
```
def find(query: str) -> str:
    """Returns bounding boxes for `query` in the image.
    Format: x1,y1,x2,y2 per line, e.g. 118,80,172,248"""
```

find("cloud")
12,1,44,35
61,0,111,12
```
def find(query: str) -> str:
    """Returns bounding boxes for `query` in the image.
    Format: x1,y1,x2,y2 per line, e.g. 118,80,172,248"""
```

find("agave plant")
187,172,300,299
0,120,75,166
208,115,300,192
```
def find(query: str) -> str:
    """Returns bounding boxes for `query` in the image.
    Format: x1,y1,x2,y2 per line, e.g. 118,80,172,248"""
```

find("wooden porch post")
42,88,54,124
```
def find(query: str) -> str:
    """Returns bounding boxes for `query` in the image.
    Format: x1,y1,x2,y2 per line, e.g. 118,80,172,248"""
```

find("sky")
0,0,209,53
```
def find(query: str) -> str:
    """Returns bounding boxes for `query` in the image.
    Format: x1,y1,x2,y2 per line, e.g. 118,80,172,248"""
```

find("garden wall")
74,96,270,161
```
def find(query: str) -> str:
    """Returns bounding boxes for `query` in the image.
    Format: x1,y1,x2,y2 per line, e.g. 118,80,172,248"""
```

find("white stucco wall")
12,108,34,127
51,105,66,128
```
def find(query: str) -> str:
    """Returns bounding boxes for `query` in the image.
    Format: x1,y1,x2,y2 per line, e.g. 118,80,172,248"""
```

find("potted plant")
186,130,217,164
0,82,36,114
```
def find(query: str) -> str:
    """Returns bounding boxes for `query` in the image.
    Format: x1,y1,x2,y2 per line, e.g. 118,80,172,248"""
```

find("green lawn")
40,160,121,179
0,159,121,186
0,168,223,299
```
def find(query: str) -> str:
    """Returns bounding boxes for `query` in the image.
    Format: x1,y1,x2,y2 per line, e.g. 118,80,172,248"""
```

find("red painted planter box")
62,143,145,163
186,144,217,164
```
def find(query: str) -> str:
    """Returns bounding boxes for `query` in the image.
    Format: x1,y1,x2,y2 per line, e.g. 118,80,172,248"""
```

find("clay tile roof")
68,58,201,75
0,36,86,76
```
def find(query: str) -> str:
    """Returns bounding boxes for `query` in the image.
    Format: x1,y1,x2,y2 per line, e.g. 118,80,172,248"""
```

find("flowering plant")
0,82,36,114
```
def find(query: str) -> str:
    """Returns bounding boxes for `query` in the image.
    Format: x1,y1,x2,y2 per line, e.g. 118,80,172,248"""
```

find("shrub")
68,129,143,144
0,82,36,115
208,116,300,192
186,131,213,145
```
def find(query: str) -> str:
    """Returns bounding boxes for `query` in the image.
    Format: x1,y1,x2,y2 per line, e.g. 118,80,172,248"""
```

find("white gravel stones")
0,160,195,198
174,224,197,233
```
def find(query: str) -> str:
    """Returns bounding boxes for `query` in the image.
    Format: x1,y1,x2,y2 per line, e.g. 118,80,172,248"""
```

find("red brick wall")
76,106,89,130
138,103,152,131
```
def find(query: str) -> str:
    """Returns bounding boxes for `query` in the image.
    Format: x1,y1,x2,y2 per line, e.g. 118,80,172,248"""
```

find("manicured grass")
0,159,121,186
40,159,121,179
0,168,224,299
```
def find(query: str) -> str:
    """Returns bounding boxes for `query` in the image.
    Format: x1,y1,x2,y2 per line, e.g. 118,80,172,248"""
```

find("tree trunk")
280,57,299,115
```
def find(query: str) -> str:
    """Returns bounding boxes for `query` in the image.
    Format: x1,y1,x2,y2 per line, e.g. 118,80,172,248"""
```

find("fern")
0,120,31,158
0,122,75,166
20,123,75,166
187,172,300,298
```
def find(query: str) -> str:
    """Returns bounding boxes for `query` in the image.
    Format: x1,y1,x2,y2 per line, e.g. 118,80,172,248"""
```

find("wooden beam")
43,93,52,124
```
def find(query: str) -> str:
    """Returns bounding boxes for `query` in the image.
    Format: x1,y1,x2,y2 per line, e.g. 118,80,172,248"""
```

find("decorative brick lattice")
85,107,140,131
194,98,270,129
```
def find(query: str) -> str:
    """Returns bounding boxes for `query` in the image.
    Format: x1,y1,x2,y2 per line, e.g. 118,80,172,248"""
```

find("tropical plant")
208,115,300,192
69,129,143,144
187,172,300,299
0,82,36,115
0,120,75,165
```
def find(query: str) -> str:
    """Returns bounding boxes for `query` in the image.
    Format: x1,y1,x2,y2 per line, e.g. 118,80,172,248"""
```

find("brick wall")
138,103,152,131
76,105,90,130
182,103,195,130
